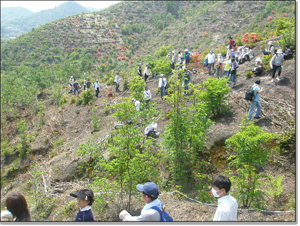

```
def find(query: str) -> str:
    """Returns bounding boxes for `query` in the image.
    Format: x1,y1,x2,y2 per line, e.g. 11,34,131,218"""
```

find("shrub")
69,95,76,104
245,71,252,78
225,122,277,208
77,89,95,105
123,79,129,91
261,54,273,71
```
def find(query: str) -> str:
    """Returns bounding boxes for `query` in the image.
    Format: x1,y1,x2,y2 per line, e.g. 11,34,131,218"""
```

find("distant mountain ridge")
1,6,34,22
1,1,97,38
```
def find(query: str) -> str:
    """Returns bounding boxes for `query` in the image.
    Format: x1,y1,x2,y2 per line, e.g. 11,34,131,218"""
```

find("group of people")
1,175,238,222
204,50,239,88
247,41,293,120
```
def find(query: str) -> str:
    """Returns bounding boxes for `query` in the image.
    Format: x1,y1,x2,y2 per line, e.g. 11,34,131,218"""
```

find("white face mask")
211,187,223,198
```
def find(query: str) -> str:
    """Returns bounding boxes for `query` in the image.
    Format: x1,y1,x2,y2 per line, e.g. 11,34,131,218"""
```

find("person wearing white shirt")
205,50,216,75
114,72,120,92
93,80,101,97
171,51,177,69
143,86,152,109
119,182,163,221
177,51,183,64
211,175,238,221
158,74,167,99
144,121,158,137
144,63,149,82
269,49,284,82
132,98,140,111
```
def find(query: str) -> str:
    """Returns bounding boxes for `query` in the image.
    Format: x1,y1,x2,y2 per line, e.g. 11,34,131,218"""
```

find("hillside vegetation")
0,1,296,222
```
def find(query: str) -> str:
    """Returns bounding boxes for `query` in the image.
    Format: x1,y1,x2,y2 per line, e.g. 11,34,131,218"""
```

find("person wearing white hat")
269,49,284,82
236,46,245,64
171,51,177,69
93,79,101,97
215,53,224,79
252,57,264,76
132,98,140,111
158,74,167,99
263,41,275,55
69,76,74,84
244,47,255,61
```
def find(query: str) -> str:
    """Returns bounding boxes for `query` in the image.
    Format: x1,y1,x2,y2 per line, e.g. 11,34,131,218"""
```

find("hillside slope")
0,1,296,222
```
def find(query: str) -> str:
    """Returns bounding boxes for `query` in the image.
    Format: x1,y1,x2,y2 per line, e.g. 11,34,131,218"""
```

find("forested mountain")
1,6,34,21
1,1,93,38
0,1,296,222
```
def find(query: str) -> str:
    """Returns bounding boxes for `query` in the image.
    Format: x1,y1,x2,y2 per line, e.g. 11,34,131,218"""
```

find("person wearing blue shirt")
247,80,263,120
70,189,95,221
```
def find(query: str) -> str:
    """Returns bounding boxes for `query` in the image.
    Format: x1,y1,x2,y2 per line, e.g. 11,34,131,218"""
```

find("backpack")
245,87,255,101
150,206,173,222
186,53,191,61
204,59,208,66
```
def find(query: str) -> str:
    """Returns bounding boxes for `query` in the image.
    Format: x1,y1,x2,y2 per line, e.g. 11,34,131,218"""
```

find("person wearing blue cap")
119,182,163,221
204,50,216,75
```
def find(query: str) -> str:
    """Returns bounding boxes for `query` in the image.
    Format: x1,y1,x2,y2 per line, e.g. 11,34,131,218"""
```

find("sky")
1,1,121,12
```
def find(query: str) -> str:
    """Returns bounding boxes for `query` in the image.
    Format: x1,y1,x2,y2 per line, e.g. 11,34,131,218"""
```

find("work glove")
119,210,130,220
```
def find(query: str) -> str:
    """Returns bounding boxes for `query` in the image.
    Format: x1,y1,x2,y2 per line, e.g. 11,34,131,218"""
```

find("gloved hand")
119,210,130,220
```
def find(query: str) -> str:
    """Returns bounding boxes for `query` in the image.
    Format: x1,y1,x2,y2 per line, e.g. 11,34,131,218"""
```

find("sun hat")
268,41,273,45
277,49,283,54
137,182,159,198
218,53,222,56
161,74,164,77
70,189,94,204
